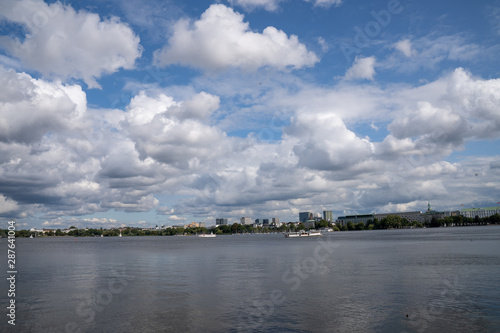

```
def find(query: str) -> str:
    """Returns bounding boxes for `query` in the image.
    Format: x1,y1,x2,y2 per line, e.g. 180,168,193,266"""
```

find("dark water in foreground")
1,226,500,332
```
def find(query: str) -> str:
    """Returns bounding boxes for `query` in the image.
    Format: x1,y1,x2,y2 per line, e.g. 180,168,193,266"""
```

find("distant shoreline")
4,220,499,238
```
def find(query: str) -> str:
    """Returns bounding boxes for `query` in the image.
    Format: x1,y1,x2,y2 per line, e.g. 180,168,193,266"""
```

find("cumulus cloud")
389,101,468,145
446,68,500,138
163,68,500,217
0,0,142,88
389,68,500,152
0,66,87,143
344,56,376,81
0,194,19,215
124,90,230,168
0,68,164,220
286,112,373,171
191,67,500,217
153,4,318,71
169,91,221,121
1,63,499,225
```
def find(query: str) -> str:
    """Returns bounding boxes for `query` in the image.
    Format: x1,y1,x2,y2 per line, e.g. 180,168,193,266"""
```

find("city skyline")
24,203,500,229
1,0,499,229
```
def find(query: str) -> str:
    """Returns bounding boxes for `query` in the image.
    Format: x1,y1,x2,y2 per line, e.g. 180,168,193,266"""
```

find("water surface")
1,226,499,332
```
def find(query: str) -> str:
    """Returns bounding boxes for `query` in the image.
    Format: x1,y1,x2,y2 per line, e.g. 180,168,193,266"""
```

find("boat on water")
198,232,216,238
30,234,33,238
285,230,322,238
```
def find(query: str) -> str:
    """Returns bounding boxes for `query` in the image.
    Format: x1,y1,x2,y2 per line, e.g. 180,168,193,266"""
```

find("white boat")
30,234,33,238
285,230,322,238
119,232,122,237
198,232,216,238
101,234,103,238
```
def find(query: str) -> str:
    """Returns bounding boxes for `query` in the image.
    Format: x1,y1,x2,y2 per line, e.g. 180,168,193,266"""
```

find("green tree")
355,222,365,230
316,219,329,229
489,214,500,224
429,216,442,228
443,217,453,226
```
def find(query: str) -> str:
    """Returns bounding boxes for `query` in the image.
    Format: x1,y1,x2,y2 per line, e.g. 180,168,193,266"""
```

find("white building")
461,207,500,219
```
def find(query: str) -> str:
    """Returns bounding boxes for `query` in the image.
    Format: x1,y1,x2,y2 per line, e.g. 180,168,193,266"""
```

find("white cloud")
286,112,374,171
228,0,284,11
344,56,376,81
229,0,343,11
0,0,142,88
101,194,159,212
0,194,19,214
42,217,119,228
446,69,500,137
153,4,318,71
124,90,231,168
168,215,188,222
304,0,343,7
317,37,329,52
388,68,500,150
381,34,480,73
394,39,413,57
389,101,468,144
1,64,499,225
169,91,221,121
0,66,87,143
125,91,178,127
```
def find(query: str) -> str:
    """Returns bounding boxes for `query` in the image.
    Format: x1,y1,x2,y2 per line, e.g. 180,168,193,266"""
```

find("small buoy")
406,314,409,318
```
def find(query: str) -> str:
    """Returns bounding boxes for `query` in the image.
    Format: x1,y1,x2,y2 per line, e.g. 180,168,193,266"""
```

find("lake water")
2,226,500,332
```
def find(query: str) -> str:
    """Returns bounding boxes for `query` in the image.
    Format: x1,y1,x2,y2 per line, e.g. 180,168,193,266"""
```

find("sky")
0,0,499,229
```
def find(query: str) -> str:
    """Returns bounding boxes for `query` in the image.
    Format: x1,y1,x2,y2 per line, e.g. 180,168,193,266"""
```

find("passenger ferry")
198,232,216,238
285,230,322,238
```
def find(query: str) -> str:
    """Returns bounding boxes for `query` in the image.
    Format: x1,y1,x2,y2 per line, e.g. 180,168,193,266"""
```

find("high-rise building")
323,211,333,222
240,217,253,225
263,219,270,226
272,217,280,227
216,218,228,225
299,212,312,223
